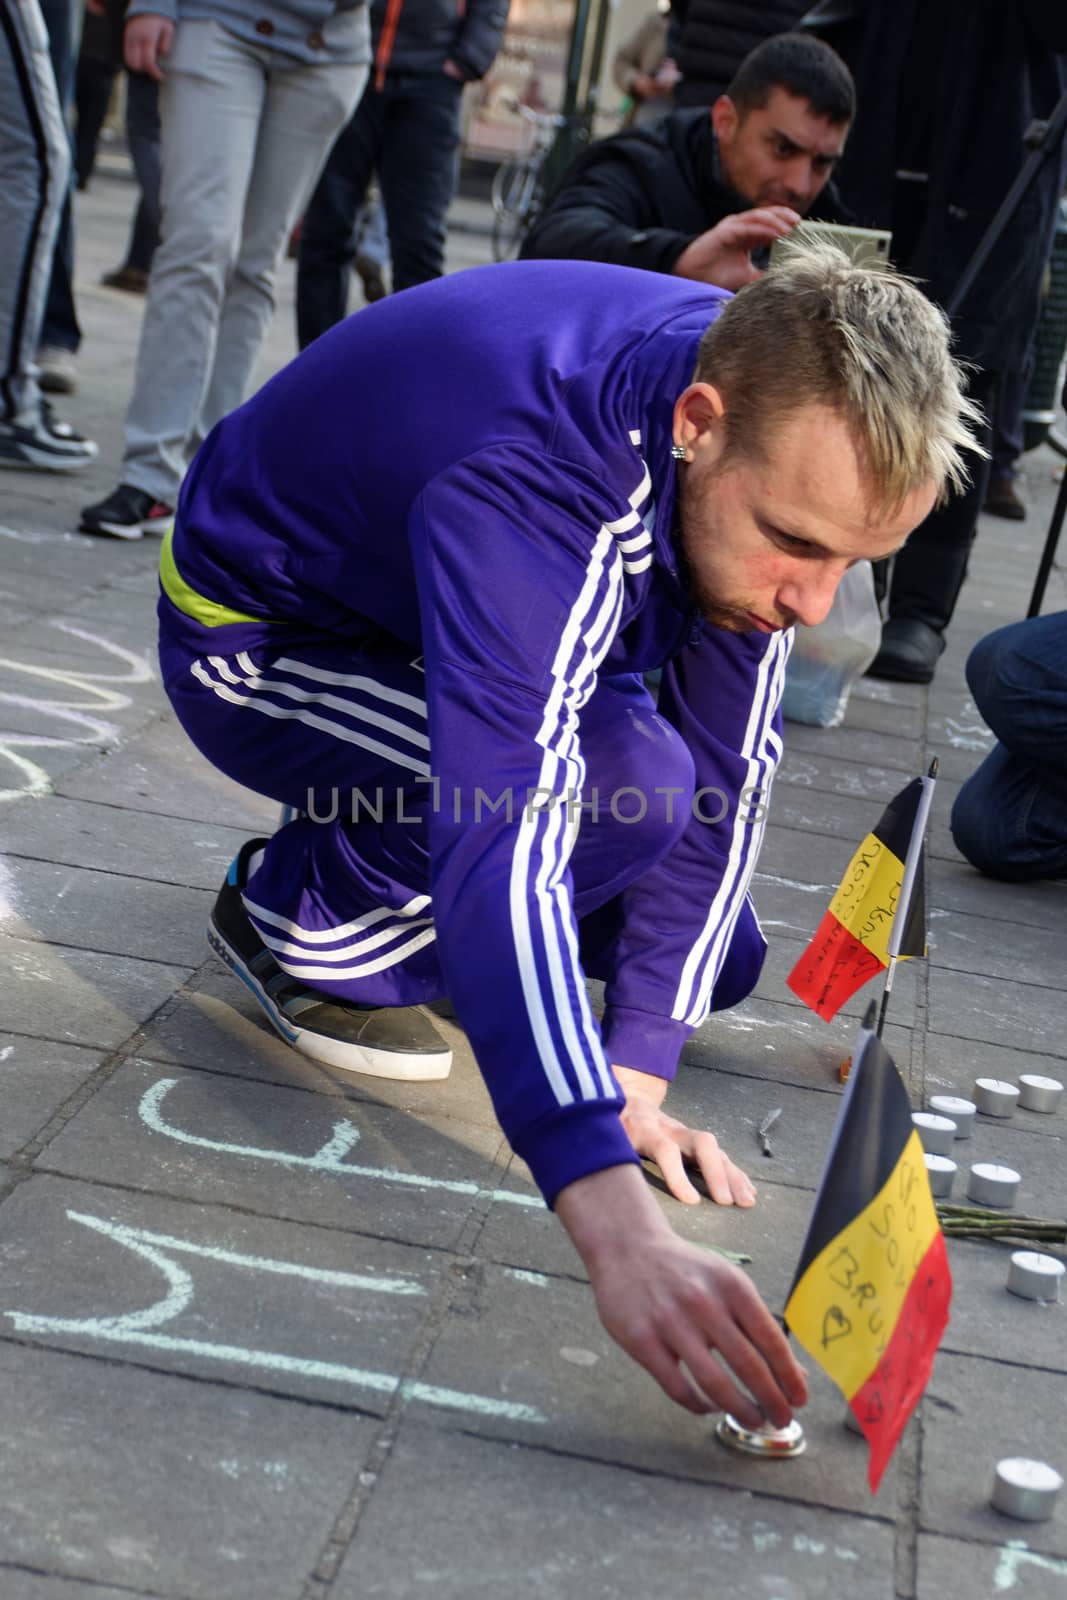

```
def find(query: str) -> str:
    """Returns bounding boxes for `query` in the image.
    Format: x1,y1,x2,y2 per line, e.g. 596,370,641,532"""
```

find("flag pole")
874,758,938,1038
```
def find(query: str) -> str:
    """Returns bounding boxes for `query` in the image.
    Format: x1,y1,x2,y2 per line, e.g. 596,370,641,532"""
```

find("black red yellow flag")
784,1026,952,1493
786,776,929,1022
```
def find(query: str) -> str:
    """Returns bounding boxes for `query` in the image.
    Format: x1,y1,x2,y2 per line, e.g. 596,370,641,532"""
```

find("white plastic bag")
781,559,882,728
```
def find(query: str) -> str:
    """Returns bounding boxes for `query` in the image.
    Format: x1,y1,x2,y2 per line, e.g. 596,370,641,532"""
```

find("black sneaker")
209,839,453,1081
0,402,97,471
80,483,174,540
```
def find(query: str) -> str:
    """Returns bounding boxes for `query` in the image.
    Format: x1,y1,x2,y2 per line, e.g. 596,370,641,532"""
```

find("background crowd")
2,0,1066,877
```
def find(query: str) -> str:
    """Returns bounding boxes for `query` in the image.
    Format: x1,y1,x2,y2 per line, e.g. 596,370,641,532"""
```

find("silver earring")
671,443,687,460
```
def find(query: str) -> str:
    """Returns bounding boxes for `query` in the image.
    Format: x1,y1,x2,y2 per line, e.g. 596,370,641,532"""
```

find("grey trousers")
122,19,366,503
0,0,70,423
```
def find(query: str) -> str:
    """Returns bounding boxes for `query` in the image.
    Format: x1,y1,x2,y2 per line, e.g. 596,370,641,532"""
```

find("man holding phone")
521,30,854,290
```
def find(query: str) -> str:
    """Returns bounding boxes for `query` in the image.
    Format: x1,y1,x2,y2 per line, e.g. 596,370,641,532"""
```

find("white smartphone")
769,219,893,270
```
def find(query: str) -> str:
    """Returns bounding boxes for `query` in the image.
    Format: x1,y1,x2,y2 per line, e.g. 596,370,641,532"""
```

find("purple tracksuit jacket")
159,260,791,1203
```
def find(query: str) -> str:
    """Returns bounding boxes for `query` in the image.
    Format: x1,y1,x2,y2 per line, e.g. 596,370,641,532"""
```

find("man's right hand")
125,13,175,80
556,1163,808,1427
672,206,801,291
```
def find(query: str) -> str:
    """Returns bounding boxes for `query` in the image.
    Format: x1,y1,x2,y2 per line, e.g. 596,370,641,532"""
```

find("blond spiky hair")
695,239,985,512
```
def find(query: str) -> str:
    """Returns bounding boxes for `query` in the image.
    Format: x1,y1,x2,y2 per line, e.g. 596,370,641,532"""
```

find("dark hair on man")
726,32,855,126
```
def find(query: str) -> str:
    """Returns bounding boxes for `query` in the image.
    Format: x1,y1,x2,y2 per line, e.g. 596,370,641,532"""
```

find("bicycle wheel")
491,160,541,262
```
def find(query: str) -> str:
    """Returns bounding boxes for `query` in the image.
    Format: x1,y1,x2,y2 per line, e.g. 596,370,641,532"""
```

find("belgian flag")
784,1023,952,1492
786,776,931,1022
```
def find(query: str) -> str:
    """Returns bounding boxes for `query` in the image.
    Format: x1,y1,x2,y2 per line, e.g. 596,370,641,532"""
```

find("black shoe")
100,264,150,295
209,840,453,1080
355,251,387,303
80,483,174,540
0,402,97,471
866,617,946,684
983,474,1026,521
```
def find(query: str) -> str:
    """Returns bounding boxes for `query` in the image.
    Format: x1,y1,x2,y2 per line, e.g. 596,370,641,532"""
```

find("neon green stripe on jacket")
159,526,271,628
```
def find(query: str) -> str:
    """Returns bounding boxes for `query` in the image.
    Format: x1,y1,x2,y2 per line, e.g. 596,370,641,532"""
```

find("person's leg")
122,69,161,274
377,73,461,292
113,21,266,507
73,54,116,189
0,0,93,466
37,0,81,368
869,368,997,682
295,87,382,350
198,51,365,434
950,613,1067,880
985,355,1029,520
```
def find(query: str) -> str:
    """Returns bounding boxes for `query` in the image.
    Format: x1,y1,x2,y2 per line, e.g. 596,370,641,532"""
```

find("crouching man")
158,246,977,1426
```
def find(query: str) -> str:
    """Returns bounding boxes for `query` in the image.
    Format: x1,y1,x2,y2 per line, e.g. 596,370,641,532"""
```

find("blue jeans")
951,612,1067,881
296,71,462,347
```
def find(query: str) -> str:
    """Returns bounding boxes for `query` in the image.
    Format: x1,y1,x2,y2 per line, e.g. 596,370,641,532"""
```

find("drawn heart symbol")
821,1306,853,1346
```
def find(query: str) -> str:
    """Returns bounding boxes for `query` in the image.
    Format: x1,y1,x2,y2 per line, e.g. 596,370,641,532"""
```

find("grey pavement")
1,156,1066,1600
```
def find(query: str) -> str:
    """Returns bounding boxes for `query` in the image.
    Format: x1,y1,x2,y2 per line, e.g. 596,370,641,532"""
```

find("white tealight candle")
913,1112,957,1157
973,1078,1019,1118
1018,1075,1064,1115
928,1094,976,1139
992,1458,1064,1522
924,1153,957,1198
968,1161,1021,1208
1007,1251,1065,1303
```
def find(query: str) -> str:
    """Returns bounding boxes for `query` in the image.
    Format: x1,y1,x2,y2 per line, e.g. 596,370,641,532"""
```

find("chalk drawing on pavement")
0,621,153,802
139,1077,543,1209
3,1209,546,1424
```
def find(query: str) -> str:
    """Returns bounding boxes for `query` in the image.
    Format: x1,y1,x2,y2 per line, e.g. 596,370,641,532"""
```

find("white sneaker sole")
0,443,96,472
208,919,453,1081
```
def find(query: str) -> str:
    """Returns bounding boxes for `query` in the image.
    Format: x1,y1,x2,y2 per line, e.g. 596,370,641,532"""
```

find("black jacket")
669,0,812,108
809,0,1067,369
371,0,508,80
520,107,847,273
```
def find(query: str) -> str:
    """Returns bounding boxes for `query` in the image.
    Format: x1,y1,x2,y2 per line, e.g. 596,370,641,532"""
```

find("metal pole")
1027,450,1067,617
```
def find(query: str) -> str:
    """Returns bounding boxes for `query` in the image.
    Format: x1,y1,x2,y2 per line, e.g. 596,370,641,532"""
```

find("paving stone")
927,967,1064,1056
0,795,249,890
938,1237,1067,1373
0,856,213,966
782,718,922,775
921,1352,1067,1558
0,1341,375,1597
927,857,1067,932
337,1420,897,1600
417,1258,900,1514
917,1532,1067,1600
926,907,1065,989
57,714,279,831
924,1034,1067,1119
0,1572,147,1600
0,1035,104,1159
0,936,191,1050
135,967,502,1130
0,1172,442,1414
686,993,915,1090
36,1059,509,1252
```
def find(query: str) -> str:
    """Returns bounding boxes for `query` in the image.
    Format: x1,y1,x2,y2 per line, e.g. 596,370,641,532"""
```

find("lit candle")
968,1161,1020,1208
973,1078,1019,1118
913,1112,957,1157
924,1153,957,1198
928,1094,976,1139
1018,1075,1063,1115
992,1458,1063,1522
1007,1251,1065,1303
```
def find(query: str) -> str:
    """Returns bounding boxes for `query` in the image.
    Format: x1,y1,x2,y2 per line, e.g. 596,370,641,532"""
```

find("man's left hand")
613,1065,757,1208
